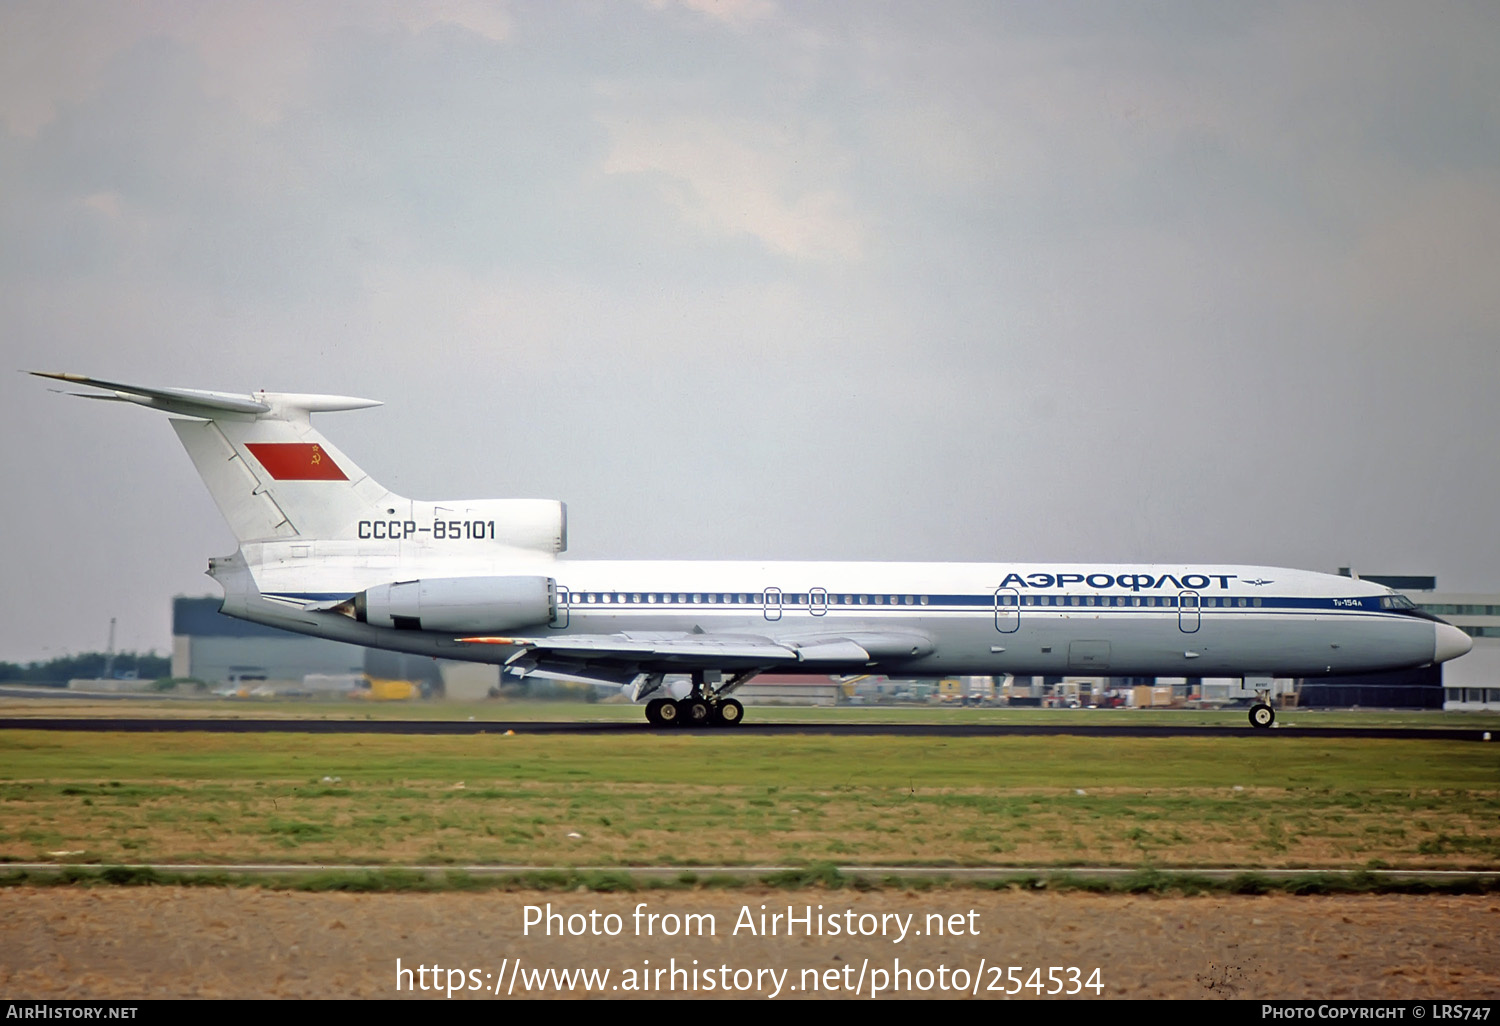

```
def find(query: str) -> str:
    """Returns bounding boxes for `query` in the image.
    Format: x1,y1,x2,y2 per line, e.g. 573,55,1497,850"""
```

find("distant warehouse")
1296,573,1500,711
171,596,497,699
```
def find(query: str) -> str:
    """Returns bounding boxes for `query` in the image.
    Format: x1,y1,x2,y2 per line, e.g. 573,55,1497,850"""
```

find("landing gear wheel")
715,698,745,727
677,697,711,728
1248,702,1275,729
647,698,677,728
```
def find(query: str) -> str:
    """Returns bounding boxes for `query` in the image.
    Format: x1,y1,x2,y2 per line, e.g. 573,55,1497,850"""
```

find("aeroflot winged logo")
245,442,348,481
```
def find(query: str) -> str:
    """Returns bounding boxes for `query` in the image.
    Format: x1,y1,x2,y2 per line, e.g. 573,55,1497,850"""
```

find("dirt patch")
1,887,1496,999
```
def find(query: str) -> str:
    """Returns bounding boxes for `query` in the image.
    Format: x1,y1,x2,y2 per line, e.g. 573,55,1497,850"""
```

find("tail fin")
33,372,399,542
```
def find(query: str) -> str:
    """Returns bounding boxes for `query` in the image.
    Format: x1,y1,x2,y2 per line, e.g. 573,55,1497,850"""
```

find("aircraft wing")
460,629,934,686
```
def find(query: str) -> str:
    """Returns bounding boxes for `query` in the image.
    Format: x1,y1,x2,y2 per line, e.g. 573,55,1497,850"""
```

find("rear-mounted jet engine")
339,576,557,632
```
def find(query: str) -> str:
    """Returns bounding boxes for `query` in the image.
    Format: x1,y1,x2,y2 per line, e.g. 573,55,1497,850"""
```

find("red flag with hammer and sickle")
245,443,348,481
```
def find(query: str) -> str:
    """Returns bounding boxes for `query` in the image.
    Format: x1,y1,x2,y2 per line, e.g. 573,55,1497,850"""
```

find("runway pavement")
0,716,1490,740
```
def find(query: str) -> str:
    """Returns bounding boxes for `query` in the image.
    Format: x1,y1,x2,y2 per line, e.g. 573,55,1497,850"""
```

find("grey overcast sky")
2,1,1498,661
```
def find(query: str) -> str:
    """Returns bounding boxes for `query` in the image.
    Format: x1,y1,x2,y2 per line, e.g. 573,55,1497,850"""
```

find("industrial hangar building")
171,597,499,700
1312,573,1500,712
1405,599,1500,712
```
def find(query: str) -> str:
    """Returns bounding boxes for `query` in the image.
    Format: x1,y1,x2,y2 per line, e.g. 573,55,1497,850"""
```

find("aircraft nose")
1434,623,1473,663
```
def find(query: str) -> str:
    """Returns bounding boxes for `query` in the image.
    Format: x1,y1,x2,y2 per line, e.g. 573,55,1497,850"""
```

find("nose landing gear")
1248,702,1275,729
1241,675,1278,729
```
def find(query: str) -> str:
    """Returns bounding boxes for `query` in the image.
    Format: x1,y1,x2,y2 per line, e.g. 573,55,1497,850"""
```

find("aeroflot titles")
997,572,1243,591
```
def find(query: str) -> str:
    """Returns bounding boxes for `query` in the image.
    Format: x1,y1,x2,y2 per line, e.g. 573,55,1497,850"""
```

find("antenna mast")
103,618,116,680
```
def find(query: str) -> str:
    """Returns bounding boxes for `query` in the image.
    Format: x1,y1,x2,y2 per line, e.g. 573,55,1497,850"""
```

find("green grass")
1,730,1494,788
0,729,1495,873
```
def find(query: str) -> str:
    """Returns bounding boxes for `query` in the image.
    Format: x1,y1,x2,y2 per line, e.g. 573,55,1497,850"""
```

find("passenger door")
1178,590,1200,633
994,587,1020,633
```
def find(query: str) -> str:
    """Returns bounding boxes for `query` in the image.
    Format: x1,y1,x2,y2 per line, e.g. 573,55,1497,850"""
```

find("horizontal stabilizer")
33,372,271,416
31,372,381,420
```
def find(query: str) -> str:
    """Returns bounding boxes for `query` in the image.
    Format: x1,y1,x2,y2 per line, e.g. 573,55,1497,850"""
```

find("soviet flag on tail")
245,442,348,481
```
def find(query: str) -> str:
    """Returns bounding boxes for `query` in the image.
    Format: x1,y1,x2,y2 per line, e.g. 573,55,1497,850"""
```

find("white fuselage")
38,374,1471,705
223,545,1453,679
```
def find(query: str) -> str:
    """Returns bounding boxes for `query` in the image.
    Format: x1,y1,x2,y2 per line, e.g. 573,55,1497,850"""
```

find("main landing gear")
639,669,752,729
645,695,745,729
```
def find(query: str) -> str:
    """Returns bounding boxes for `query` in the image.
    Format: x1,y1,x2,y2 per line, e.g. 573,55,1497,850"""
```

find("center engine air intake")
352,576,556,632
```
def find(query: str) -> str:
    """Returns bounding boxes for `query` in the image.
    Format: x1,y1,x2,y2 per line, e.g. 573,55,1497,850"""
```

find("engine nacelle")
482,499,568,553
354,576,556,632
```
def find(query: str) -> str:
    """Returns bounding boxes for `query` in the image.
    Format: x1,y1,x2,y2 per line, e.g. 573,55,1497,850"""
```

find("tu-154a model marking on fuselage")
34,372,1472,729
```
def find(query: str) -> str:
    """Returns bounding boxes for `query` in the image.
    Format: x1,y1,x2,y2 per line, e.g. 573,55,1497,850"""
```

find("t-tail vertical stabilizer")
33,373,568,565
32,372,393,543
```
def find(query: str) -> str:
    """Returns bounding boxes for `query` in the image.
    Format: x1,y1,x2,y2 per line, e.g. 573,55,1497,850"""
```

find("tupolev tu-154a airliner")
35,372,1471,729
